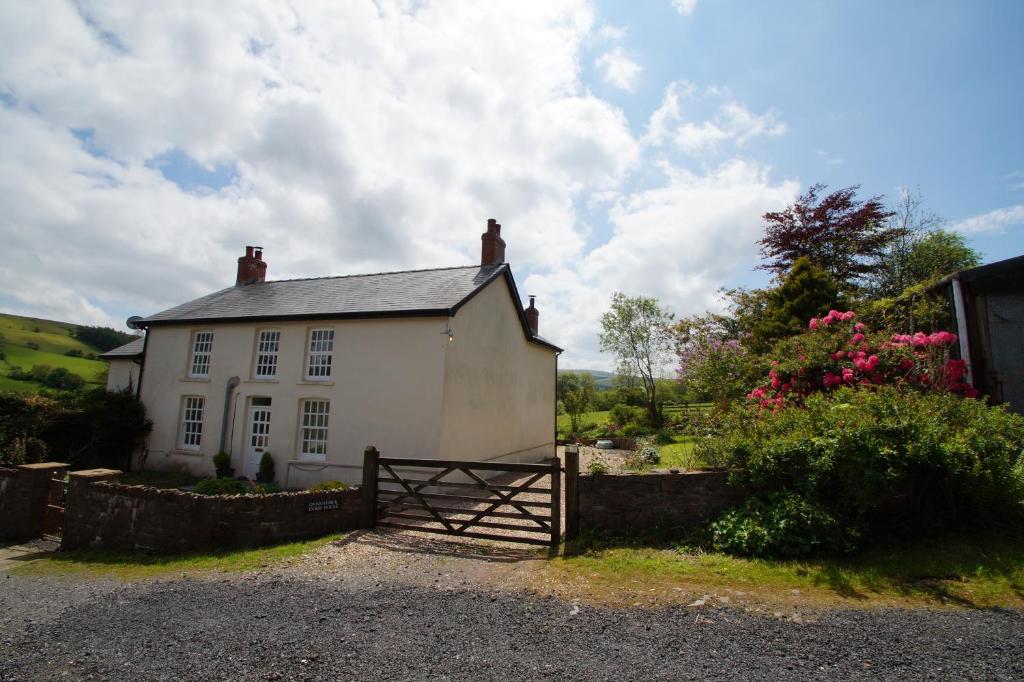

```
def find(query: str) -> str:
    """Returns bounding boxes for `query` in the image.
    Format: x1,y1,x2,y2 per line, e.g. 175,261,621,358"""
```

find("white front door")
244,404,272,478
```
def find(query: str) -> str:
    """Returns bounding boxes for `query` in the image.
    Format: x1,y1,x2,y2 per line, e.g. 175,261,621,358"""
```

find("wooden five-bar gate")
361,447,561,547
42,469,67,537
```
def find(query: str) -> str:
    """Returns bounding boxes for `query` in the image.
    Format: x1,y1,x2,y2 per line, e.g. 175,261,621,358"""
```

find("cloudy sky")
1,1,1022,369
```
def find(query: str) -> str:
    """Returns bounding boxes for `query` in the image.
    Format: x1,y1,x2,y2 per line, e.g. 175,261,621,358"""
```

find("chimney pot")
481,218,506,266
525,295,539,335
236,245,268,286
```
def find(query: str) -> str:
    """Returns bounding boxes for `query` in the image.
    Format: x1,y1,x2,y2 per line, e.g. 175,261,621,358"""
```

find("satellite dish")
126,316,144,330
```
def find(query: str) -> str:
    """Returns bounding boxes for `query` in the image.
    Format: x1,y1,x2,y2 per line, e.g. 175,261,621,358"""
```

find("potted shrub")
212,450,234,479
256,451,275,484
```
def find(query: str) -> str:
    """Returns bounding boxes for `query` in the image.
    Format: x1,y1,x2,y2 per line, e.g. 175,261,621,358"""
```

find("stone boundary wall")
578,470,742,535
62,481,362,553
0,463,68,542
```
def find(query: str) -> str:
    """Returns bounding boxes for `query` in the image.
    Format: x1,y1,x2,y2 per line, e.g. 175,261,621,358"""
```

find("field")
0,312,109,390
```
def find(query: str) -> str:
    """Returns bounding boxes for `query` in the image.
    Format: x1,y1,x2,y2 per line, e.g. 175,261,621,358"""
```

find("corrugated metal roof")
141,264,506,325
99,336,145,359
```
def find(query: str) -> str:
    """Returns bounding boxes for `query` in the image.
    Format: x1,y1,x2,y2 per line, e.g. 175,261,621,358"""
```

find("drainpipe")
134,332,149,400
950,277,974,386
219,376,240,453
554,350,562,449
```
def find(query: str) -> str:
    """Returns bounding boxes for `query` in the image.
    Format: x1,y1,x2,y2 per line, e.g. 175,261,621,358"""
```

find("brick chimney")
525,295,539,335
236,245,267,286
481,218,506,266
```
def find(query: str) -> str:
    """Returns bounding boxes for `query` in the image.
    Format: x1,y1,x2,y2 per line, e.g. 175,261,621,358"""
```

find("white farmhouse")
108,220,560,487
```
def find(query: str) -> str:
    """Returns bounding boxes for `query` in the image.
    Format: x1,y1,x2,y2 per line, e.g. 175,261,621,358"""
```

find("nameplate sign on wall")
306,499,340,513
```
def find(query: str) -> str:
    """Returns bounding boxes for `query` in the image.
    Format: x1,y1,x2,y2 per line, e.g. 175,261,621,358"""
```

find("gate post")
360,446,379,529
564,445,579,542
549,456,561,547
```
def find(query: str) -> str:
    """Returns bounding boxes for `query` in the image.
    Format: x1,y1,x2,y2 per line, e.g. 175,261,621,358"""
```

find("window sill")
297,380,335,386
180,377,211,383
244,378,279,384
170,449,205,457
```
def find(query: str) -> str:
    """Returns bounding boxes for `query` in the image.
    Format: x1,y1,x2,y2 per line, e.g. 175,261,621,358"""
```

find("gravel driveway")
2,530,1023,681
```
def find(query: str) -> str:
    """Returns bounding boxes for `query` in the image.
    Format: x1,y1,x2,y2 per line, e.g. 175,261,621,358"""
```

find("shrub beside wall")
63,481,361,553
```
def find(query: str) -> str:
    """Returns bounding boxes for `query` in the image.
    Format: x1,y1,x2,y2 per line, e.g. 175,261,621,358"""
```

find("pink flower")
771,375,781,389
854,358,869,371
840,311,856,321
831,351,845,360
809,318,819,330
912,332,930,347
823,373,842,389
898,358,914,371
850,332,865,344
867,355,880,370
841,368,855,383
854,322,866,331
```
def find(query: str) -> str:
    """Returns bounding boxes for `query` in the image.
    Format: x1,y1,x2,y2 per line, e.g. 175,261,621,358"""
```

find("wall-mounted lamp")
442,325,454,342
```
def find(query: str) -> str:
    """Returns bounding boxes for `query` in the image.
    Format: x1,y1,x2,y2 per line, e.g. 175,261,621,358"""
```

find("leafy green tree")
868,188,980,296
561,373,596,437
905,229,980,283
73,325,137,352
599,293,675,425
750,258,843,353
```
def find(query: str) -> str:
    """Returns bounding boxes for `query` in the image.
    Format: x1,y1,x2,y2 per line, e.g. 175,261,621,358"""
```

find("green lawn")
550,532,1024,609
655,436,702,469
557,410,610,437
14,534,344,580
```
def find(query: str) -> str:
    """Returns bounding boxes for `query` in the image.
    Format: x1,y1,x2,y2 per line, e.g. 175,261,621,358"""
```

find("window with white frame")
189,331,214,377
180,396,205,450
254,330,280,378
306,328,334,380
299,399,330,460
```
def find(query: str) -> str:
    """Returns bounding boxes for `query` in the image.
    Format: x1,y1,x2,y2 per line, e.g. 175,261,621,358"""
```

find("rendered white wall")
438,276,557,463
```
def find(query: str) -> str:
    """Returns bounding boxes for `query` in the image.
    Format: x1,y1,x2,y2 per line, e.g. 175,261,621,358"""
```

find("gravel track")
2,539,1023,682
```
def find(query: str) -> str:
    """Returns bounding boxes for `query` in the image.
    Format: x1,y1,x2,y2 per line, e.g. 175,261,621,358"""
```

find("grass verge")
544,533,1024,609
13,534,342,581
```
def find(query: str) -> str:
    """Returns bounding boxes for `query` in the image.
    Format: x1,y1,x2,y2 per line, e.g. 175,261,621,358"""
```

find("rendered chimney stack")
481,218,506,266
526,295,539,335
236,245,268,286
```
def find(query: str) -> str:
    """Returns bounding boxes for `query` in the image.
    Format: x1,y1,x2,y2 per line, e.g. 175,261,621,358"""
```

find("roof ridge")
254,262,505,285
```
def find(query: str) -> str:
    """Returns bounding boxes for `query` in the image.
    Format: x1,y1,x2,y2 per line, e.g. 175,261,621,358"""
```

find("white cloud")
951,204,1024,234
0,1,801,370
643,81,787,154
595,46,643,91
526,160,799,369
816,149,845,167
671,0,698,16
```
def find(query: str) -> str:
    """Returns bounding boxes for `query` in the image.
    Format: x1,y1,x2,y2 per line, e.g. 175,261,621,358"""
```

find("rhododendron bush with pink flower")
704,387,1024,558
746,310,978,409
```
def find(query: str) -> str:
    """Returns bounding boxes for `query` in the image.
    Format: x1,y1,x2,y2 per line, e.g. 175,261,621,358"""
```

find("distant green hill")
0,312,111,393
560,368,618,390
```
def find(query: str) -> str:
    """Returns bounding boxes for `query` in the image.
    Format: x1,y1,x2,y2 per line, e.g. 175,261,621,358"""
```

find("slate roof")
99,336,145,359
137,263,561,351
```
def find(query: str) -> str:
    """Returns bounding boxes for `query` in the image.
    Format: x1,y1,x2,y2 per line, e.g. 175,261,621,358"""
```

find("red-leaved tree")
759,184,898,288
